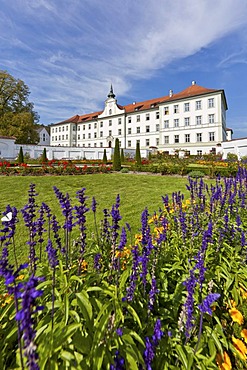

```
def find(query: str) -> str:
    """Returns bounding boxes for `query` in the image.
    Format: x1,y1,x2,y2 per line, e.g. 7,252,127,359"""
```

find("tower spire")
108,84,115,99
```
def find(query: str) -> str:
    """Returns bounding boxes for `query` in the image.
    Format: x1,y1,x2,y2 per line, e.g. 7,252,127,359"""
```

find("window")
146,113,150,121
100,121,103,128
128,128,131,134
83,125,85,130
128,117,131,123
196,100,201,110
174,119,179,128
156,138,159,146
59,127,61,132
88,133,91,139
164,136,169,144
197,150,202,156
196,116,202,125
208,98,214,108
100,131,103,137
174,135,179,143
62,135,64,140
164,120,169,128
185,134,190,143
174,104,179,113
136,127,140,134
94,122,97,129
146,126,150,133
136,139,140,146
128,140,131,147
156,124,160,131
55,128,57,132
88,124,91,129
209,132,215,142
78,134,80,140
94,143,97,147
184,117,190,126
42,133,46,141
184,102,190,112
119,141,121,147
196,133,202,142
136,115,140,122
73,126,76,131
146,139,150,146
109,130,112,136
55,136,57,141
118,118,121,125
164,107,169,115
66,125,68,131
100,142,103,147
94,132,97,138
62,126,64,131
109,109,112,115
118,129,122,135
109,120,112,126
209,114,215,123
66,134,68,139
88,143,91,147
156,112,160,119
83,134,85,139
82,144,85,147
78,126,80,131
52,128,54,133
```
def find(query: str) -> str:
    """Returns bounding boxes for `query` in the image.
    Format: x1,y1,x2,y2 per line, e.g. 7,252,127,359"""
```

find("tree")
41,148,48,163
0,70,39,144
103,149,107,164
121,148,125,163
135,142,142,166
113,138,121,171
17,146,24,164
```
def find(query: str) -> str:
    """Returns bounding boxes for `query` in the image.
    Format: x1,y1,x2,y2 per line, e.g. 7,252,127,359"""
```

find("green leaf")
176,345,188,369
126,305,142,329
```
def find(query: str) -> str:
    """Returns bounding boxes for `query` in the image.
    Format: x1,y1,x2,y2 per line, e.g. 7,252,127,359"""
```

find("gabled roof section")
52,82,227,125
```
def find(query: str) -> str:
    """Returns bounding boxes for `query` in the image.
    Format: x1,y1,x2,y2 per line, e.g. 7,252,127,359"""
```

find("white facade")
37,127,50,145
50,82,229,156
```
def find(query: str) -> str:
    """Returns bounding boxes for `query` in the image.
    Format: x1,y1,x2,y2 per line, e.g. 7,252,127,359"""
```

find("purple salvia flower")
16,274,44,370
144,319,164,370
46,239,58,269
148,278,159,312
110,350,125,370
74,188,89,257
118,227,127,251
91,196,97,213
51,215,62,251
198,293,220,315
53,186,73,232
101,208,111,243
42,202,52,239
111,195,122,268
183,268,197,340
94,253,102,271
116,327,123,336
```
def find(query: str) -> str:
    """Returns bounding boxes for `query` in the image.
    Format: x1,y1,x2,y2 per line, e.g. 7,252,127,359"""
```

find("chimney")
132,101,136,105
192,80,196,85
169,89,173,97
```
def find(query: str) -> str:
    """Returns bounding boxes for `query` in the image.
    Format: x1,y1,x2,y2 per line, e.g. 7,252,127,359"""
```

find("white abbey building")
50,81,231,156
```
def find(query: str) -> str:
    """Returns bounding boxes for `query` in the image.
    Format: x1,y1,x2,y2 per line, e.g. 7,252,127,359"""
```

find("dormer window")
109,109,112,115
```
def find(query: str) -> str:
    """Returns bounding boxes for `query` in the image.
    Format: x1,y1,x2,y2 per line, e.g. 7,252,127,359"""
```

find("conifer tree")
41,147,48,163
135,142,142,166
103,149,107,164
121,148,125,163
113,138,121,171
17,146,24,164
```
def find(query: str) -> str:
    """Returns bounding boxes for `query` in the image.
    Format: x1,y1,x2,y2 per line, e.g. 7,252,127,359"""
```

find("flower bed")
1,169,247,368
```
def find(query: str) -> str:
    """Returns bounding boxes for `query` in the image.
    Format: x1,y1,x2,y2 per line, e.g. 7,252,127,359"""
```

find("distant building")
50,81,230,156
37,126,50,145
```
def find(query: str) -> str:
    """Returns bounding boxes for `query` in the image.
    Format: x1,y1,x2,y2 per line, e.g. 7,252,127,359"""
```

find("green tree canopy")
0,70,39,144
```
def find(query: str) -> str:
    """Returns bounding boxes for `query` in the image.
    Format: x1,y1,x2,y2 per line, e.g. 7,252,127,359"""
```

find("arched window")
109,109,112,115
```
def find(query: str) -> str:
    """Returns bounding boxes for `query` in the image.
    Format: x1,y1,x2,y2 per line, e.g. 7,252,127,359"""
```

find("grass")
0,173,190,260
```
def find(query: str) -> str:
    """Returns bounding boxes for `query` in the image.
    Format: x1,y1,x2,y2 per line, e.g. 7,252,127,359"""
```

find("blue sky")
1,0,247,138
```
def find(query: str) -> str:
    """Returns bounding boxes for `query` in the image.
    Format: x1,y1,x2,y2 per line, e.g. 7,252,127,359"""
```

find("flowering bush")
1,168,247,368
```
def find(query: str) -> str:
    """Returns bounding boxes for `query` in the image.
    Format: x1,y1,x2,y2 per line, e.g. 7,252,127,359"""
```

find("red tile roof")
54,83,226,125
0,135,16,140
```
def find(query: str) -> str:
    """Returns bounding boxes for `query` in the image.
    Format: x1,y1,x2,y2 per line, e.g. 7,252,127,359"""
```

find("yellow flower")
154,226,164,235
216,351,232,370
16,274,25,281
240,287,247,299
241,329,247,343
229,308,244,325
80,260,88,272
135,234,142,244
148,215,158,224
232,336,247,360
0,293,14,307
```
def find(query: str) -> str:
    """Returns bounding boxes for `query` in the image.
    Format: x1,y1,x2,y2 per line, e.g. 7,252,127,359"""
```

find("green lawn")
0,173,190,260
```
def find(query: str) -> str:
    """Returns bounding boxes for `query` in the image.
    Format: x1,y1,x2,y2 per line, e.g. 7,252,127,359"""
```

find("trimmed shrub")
112,138,121,171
